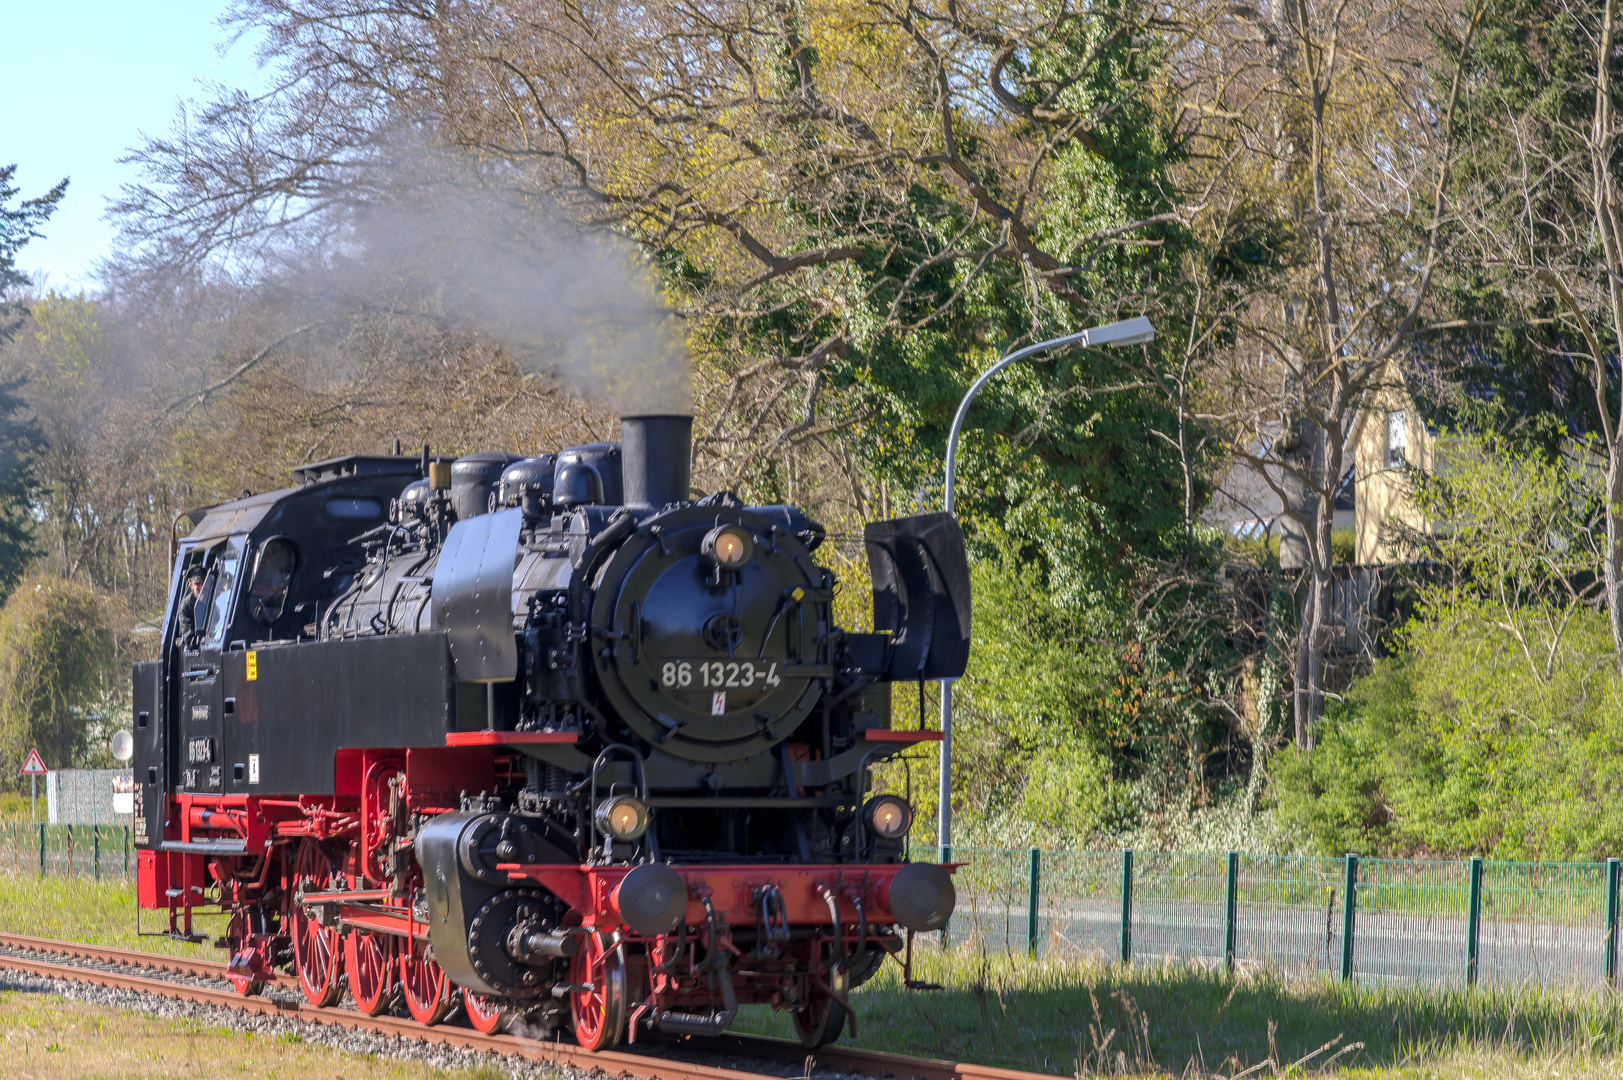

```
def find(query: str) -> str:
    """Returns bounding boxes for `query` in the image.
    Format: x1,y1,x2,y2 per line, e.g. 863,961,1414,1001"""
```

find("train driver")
176,568,207,644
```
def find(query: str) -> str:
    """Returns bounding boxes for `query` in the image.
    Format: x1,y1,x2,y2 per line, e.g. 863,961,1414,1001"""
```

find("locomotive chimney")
620,414,693,508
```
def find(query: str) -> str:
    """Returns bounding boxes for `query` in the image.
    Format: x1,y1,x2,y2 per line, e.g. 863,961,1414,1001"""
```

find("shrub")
0,573,122,784
1274,436,1623,859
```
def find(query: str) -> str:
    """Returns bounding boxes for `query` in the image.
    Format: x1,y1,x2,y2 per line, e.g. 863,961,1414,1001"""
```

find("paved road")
947,898,1608,989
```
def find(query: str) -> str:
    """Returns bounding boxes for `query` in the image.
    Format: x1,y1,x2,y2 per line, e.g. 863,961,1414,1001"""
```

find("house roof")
1204,461,1354,534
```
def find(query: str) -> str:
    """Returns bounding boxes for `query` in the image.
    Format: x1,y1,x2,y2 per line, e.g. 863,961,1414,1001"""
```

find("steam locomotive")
132,414,969,1048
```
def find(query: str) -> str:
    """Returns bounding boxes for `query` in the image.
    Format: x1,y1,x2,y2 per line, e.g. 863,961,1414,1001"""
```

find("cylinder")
186,807,247,834
621,414,693,509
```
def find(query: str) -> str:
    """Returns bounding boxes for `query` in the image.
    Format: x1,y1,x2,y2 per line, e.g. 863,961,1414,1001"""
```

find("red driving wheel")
570,931,627,1051
463,991,505,1034
401,937,455,1025
290,840,343,1008
345,930,398,1016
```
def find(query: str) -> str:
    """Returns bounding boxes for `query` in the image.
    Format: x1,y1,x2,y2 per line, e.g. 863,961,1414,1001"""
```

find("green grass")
730,942,1623,1077
5,874,1623,1077
0,791,38,822
0,988,504,1079
0,873,229,957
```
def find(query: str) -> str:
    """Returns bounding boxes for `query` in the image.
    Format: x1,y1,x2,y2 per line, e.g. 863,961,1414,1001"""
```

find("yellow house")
1348,386,1439,565
1205,382,1443,566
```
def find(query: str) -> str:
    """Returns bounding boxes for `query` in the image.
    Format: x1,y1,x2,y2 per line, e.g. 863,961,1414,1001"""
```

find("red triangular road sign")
19,748,46,776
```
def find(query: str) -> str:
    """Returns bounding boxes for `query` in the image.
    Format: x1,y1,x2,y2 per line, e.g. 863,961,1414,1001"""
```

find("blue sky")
2,1,266,291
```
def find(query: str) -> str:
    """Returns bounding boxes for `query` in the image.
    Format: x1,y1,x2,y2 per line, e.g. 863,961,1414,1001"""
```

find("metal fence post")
1224,851,1239,974
1340,853,1358,983
1120,849,1134,964
37,823,43,876
93,826,100,881
123,825,130,876
1606,858,1621,987
1026,847,1041,956
939,843,953,946
1466,855,1484,987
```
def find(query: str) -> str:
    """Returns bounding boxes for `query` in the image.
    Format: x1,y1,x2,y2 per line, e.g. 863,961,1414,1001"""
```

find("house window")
1387,410,1407,468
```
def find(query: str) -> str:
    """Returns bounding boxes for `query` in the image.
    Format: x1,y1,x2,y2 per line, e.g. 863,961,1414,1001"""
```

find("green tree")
0,377,47,599
0,165,66,345
1441,0,1623,663
1425,0,1599,459
0,167,63,599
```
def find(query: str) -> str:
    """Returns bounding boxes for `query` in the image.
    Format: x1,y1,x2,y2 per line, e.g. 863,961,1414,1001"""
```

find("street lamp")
936,316,1156,859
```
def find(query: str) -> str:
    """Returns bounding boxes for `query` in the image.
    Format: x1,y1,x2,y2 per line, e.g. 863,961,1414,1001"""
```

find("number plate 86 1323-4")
659,659,782,691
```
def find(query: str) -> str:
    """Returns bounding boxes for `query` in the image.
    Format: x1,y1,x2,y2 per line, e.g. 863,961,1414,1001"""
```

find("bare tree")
1459,0,1623,667
112,0,1221,530
1177,0,1485,746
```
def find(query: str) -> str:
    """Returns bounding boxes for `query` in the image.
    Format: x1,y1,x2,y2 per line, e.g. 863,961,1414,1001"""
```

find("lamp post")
936,316,1156,859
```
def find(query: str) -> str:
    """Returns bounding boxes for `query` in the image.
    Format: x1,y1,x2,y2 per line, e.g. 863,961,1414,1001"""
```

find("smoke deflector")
864,513,972,680
432,507,523,682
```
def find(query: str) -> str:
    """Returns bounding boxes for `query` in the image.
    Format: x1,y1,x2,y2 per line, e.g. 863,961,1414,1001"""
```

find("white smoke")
302,137,691,414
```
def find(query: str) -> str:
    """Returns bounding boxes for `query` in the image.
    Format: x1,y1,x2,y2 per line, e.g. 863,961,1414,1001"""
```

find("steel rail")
0,935,1059,1080
0,931,299,989
0,947,772,1080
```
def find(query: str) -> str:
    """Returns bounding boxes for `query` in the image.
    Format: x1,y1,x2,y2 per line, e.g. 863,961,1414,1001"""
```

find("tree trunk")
1283,416,1331,747
1592,1,1623,671
1305,454,1338,749
1607,456,1623,667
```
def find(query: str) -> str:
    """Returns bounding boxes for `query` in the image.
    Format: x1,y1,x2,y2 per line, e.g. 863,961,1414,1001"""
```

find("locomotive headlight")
703,526,754,569
865,795,913,840
596,795,650,841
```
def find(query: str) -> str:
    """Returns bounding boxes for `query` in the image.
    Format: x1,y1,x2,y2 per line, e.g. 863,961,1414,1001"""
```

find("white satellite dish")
111,730,134,763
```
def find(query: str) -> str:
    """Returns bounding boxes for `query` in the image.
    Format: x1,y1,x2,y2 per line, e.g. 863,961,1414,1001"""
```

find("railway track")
0,933,1054,1080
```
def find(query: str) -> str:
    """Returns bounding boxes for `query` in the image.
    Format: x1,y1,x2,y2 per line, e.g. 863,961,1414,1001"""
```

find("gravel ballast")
0,967,585,1080
0,965,882,1080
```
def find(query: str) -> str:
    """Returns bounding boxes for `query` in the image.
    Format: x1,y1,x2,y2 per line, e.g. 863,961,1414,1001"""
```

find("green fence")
943,847,1623,991
0,823,133,880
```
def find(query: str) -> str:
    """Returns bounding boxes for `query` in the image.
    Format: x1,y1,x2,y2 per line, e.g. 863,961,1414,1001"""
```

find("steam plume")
309,139,691,414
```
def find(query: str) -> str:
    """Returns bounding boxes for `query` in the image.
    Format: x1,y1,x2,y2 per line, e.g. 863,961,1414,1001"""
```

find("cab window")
202,537,246,647
247,537,298,625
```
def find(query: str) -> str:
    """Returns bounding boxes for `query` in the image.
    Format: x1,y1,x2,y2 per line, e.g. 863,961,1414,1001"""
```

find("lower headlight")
865,795,913,840
596,796,650,841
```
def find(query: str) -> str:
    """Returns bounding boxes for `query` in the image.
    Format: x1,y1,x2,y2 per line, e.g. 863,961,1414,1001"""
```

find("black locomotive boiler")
133,413,969,1047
